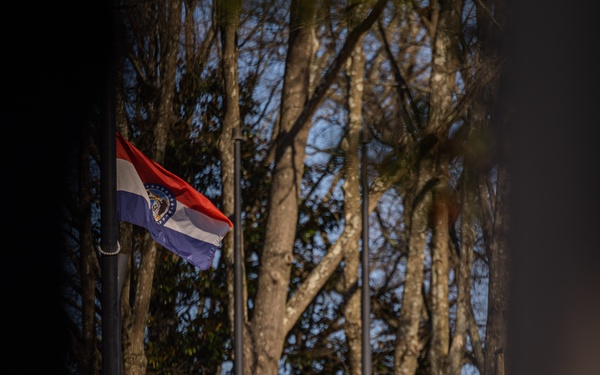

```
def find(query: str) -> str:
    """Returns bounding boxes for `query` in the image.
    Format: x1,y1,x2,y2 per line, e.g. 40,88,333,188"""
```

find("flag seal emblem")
145,183,176,225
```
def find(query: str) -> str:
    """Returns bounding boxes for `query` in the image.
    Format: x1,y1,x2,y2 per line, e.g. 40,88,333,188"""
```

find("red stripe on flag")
116,132,232,227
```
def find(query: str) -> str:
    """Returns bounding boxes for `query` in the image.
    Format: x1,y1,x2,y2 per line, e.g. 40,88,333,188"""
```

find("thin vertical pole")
101,2,121,373
361,128,371,375
233,127,245,374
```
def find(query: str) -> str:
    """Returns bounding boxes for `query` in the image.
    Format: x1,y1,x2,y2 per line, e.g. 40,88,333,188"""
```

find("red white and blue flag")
116,132,232,270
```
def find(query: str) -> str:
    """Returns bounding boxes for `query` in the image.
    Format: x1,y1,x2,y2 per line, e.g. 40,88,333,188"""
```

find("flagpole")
100,3,121,373
233,127,245,374
361,128,371,375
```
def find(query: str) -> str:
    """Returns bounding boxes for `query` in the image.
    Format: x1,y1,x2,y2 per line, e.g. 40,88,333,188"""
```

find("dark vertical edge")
233,127,245,374
361,128,371,374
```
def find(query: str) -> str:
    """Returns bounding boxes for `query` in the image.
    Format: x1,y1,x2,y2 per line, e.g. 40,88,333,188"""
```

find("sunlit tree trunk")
429,165,451,375
394,0,461,373
341,2,368,371
448,165,476,374
250,1,318,373
394,156,432,375
273,2,389,372
428,1,462,373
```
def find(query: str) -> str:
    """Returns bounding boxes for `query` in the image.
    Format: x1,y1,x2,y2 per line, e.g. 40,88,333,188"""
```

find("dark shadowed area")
0,1,109,373
505,0,600,374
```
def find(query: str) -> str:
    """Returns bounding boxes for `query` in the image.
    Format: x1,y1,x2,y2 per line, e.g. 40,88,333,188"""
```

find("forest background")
1,0,600,375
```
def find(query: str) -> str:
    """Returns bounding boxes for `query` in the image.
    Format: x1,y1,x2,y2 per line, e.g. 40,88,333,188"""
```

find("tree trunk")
447,166,476,374
394,159,433,375
216,0,250,372
280,2,390,339
428,1,462,372
250,1,318,373
341,6,367,370
429,166,451,375
481,166,510,375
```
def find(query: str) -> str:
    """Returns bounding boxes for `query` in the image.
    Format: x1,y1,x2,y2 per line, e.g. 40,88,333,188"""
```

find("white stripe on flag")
117,158,228,246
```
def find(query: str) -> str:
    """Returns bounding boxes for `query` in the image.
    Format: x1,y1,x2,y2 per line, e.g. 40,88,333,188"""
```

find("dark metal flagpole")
361,128,371,375
233,127,245,374
100,4,121,372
